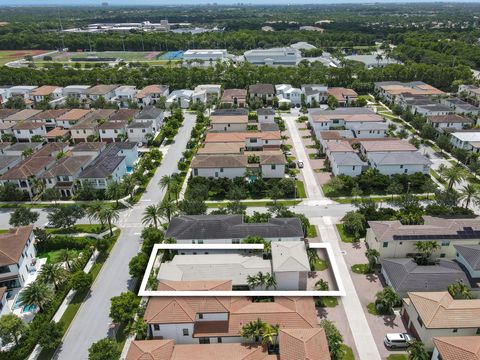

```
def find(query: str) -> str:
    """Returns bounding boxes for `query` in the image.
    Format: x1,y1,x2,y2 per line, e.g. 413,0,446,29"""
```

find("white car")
297,160,304,168
384,333,412,349
283,150,292,156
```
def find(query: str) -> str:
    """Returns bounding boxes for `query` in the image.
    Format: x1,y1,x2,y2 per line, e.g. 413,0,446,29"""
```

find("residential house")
6,86,37,107
44,127,70,143
56,109,92,129
458,84,480,102
2,142,43,156
432,336,480,360
0,156,22,175
165,215,304,244
134,106,164,133
144,294,319,345
166,90,193,109
324,140,366,176
454,244,480,279
367,151,430,175
29,109,69,131
248,84,275,105
381,258,470,297
70,142,106,158
327,87,358,106
427,114,473,132
109,109,139,123
136,84,169,107
70,109,116,143
182,49,228,66
259,152,286,178
275,84,302,107
127,121,154,144
441,98,480,116
0,109,19,123
366,216,480,259
86,84,118,102
244,47,301,66
40,155,94,197
205,131,282,151
352,122,388,138
194,85,221,102
257,108,276,123
30,85,63,107
302,84,329,106
99,121,126,142
0,226,37,290
271,241,310,290
113,86,137,108
12,122,47,142
191,155,247,179
0,142,68,198
412,104,453,117
62,85,91,100
3,109,42,125
210,114,248,132
220,89,247,108
359,139,418,155
450,131,480,152
78,142,137,189
0,287,7,316
374,81,444,103
401,292,480,350
196,142,245,156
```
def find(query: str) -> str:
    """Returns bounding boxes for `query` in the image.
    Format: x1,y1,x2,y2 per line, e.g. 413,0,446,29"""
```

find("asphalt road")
53,112,196,360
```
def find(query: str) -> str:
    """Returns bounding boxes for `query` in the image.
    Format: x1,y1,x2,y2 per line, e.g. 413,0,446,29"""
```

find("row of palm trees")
85,200,120,236
439,164,480,208
246,272,277,290
239,318,279,348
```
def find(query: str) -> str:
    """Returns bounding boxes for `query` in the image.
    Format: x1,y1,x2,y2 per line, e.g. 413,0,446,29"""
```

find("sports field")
0,50,50,65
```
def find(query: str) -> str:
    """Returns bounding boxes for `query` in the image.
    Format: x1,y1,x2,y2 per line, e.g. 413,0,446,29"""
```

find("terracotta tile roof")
57,109,91,122
259,152,286,165
408,291,480,329
211,115,248,124
0,109,19,119
433,336,480,360
86,84,118,95
197,142,244,155
360,139,416,152
41,156,92,178
191,155,248,168
0,226,33,267
136,84,169,99
205,131,281,143
319,131,343,141
327,87,357,101
45,127,69,138
126,340,269,360
71,142,106,152
98,121,126,130
324,140,355,153
157,280,233,291
0,156,55,180
12,121,44,130
279,328,331,360
5,109,42,122
249,84,275,95
31,85,59,97
29,109,69,121
221,89,247,102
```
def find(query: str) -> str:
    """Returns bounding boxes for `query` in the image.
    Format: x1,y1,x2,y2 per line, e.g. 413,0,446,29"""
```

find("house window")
199,337,210,344
441,240,450,246
400,165,404,169
0,265,9,274
220,168,224,173
271,164,276,170
453,328,458,333
183,329,189,336
417,316,423,327
153,324,160,331
232,239,240,244
352,166,355,171
383,242,389,248
194,169,198,176
198,314,203,319
198,240,203,244
217,337,222,343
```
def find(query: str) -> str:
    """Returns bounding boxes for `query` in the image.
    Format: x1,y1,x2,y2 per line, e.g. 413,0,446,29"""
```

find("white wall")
211,123,247,132
275,271,300,290
127,126,153,143
258,114,275,123
354,129,387,138
193,167,246,179
261,164,285,178
150,323,195,344
72,128,97,142
371,163,429,176
14,127,47,142
176,236,302,245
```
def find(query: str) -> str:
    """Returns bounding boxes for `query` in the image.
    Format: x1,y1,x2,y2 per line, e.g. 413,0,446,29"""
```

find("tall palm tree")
459,184,480,209
29,176,45,197
407,340,429,360
106,180,123,206
159,199,177,223
98,205,120,236
440,164,466,190
307,248,320,271
86,200,104,226
246,274,261,289
448,280,473,299
59,249,74,271
239,318,266,342
158,175,174,196
375,287,401,315
122,174,137,198
414,241,440,265
261,323,279,347
264,273,277,290
39,263,66,291
19,281,53,313
142,204,162,228
365,249,380,272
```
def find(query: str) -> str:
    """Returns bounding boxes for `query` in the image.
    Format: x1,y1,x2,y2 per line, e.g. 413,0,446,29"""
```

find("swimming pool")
12,294,37,313
158,51,184,60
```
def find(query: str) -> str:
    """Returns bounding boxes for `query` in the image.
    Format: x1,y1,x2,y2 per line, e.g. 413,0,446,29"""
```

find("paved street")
53,113,196,360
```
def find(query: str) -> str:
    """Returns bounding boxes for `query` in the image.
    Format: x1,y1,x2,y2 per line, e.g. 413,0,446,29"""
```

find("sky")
3,0,480,5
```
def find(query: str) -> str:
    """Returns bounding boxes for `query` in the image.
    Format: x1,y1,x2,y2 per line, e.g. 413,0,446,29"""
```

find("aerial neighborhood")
2,3,480,360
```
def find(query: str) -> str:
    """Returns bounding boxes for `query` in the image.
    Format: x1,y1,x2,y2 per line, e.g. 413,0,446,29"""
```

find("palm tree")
122,174,137,198
98,205,120,236
86,200,104,226
414,241,440,265
375,287,401,315
239,318,266,342
315,279,329,291
29,176,45,197
440,164,466,190
261,323,279,348
39,263,66,291
407,340,429,360
459,184,480,208
142,204,162,228
106,180,123,206
307,248,320,271
59,249,74,271
169,181,182,204
158,174,174,196
246,274,261,289
365,249,380,272
448,280,473,299
264,273,277,290
19,281,53,313
159,199,177,223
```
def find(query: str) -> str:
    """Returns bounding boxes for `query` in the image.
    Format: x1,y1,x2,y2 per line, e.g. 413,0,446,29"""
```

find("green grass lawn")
367,302,380,315
38,249,83,264
46,224,106,235
295,180,306,198
387,355,408,360
316,297,339,307
351,264,373,274
336,224,356,243
307,225,317,238
339,344,355,360
207,200,301,208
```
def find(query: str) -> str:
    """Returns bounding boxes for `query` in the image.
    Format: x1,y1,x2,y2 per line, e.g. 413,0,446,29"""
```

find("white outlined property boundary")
139,243,346,297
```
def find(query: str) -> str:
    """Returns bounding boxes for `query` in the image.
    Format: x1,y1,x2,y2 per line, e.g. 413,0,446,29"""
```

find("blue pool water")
126,166,133,173
158,51,184,60
12,294,37,313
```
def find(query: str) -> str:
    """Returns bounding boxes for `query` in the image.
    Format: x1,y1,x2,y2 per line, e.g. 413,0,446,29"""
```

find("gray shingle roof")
382,258,470,294
369,151,430,166
165,215,304,240
78,143,127,179
135,106,163,120
260,123,279,131
455,245,480,271
257,108,275,116
330,152,366,166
